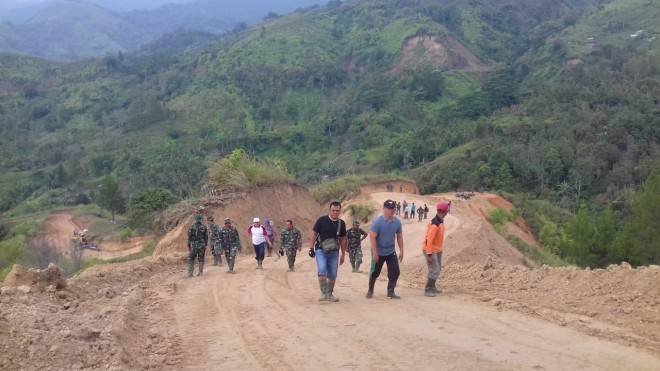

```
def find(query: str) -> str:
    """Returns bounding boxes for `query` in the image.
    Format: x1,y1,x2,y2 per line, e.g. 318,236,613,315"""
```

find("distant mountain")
0,0,326,60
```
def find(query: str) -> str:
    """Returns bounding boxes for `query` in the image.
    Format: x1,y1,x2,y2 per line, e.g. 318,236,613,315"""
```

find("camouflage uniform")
187,214,208,277
220,218,241,273
347,222,367,272
280,226,302,271
208,217,222,266
264,221,276,257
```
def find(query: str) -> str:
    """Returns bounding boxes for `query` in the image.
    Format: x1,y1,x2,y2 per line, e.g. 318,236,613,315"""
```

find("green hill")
0,0,658,269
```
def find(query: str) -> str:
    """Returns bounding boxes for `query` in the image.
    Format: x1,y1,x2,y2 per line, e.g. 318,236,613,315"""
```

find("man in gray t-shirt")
367,199,404,299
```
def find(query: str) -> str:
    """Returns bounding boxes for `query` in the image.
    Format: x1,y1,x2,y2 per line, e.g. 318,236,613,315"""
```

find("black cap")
383,199,396,209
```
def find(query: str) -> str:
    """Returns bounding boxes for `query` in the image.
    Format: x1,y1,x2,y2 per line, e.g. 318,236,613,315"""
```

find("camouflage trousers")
348,246,363,266
187,245,206,273
211,242,222,266
222,244,238,262
285,247,298,269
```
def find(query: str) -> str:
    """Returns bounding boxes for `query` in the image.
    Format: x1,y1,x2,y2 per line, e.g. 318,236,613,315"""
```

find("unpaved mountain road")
162,256,660,370
3,187,659,370
156,190,660,370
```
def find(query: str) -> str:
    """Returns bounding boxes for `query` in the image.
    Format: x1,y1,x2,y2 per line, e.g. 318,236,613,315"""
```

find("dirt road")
164,255,659,370
160,190,660,370
37,210,151,260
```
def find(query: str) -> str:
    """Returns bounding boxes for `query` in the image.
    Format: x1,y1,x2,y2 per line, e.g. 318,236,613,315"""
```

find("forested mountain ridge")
0,0,325,60
0,0,658,268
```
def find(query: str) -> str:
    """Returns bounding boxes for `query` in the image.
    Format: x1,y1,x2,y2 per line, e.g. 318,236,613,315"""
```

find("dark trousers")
370,252,400,293
253,242,266,261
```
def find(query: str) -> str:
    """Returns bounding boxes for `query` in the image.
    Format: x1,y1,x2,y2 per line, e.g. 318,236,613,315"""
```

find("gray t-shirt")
370,214,402,256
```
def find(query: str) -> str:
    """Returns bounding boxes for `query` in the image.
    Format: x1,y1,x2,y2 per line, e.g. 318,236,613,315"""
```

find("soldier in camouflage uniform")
347,220,368,273
208,216,223,266
280,219,302,271
187,214,208,277
220,218,241,273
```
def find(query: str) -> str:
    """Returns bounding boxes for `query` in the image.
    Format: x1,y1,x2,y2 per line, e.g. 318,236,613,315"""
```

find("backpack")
191,223,206,240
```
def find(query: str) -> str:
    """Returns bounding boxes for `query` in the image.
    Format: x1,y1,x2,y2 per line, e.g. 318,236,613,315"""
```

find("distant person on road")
248,218,270,269
187,214,208,278
366,199,404,299
410,203,416,220
280,219,302,271
220,218,241,273
264,220,277,257
310,201,347,302
208,216,223,267
347,220,368,273
396,201,401,215
421,202,450,297
423,204,429,219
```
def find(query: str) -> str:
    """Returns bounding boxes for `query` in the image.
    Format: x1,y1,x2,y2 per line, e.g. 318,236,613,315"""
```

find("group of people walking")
186,198,450,301
394,200,430,221
309,199,450,301
186,215,303,277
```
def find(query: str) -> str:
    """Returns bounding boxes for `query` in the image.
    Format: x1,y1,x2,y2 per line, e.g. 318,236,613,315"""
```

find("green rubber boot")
327,281,339,302
318,280,328,301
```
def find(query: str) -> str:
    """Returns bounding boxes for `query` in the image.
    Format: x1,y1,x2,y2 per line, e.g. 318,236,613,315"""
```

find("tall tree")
97,175,126,223
566,202,595,266
624,171,660,266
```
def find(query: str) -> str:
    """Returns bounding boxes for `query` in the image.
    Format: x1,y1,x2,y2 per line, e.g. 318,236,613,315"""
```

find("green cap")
224,218,232,224
353,220,360,225
194,214,203,222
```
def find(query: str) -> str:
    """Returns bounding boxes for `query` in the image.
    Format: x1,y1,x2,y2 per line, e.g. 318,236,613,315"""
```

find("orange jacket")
422,215,445,254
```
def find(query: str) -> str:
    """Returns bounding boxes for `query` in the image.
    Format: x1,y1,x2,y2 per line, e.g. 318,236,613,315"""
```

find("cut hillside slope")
155,184,325,257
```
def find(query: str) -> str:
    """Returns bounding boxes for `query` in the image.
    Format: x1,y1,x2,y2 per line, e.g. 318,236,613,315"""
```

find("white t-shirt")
250,225,267,245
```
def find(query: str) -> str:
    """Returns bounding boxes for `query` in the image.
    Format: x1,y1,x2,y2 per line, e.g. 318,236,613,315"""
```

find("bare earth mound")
1,184,659,370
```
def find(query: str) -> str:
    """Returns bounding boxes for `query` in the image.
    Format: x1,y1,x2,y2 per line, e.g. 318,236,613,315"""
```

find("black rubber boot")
365,277,376,299
424,278,436,297
197,262,204,276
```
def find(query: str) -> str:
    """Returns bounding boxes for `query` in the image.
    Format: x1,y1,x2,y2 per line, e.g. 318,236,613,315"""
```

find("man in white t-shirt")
248,217,271,269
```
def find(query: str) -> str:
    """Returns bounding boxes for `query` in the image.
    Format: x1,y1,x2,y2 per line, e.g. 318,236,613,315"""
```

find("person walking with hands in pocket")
366,199,404,299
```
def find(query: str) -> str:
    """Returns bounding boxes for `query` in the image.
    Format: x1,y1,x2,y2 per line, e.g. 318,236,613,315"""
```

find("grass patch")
310,173,415,204
207,149,295,193
346,204,376,224
485,202,567,267
506,235,568,267
486,206,514,233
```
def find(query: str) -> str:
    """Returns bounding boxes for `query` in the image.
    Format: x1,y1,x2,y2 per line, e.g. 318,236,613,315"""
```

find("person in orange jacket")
421,201,450,297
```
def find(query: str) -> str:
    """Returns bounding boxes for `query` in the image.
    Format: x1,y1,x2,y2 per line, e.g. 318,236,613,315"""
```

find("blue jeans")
253,242,266,261
315,249,339,280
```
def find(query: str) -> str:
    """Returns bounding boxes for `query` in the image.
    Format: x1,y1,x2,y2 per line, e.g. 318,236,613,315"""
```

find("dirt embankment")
155,184,325,257
1,184,659,370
